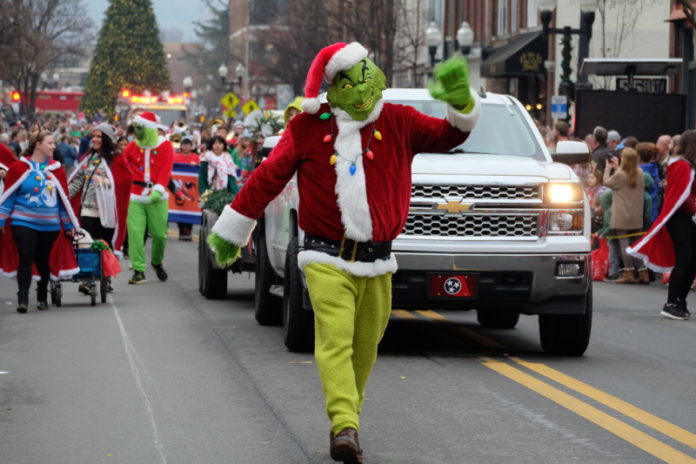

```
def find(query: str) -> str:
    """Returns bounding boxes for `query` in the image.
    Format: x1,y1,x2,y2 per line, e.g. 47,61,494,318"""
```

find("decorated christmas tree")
81,0,170,118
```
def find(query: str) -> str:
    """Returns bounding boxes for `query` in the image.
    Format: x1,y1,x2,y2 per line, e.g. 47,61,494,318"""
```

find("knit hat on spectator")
607,130,621,143
94,123,117,144
301,42,368,114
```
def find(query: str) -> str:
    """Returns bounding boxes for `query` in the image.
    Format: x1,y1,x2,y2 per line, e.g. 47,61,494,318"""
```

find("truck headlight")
546,183,583,204
548,211,584,233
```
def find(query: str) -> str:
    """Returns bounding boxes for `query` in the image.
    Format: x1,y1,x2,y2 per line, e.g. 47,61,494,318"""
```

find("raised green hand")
207,231,242,267
427,55,473,112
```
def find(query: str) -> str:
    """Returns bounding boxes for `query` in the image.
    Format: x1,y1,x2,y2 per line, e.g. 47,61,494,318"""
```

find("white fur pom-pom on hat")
302,42,368,114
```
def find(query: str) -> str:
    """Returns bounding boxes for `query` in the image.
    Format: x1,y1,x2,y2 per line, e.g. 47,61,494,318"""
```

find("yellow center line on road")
510,357,696,451
482,358,696,464
416,310,506,349
392,309,417,319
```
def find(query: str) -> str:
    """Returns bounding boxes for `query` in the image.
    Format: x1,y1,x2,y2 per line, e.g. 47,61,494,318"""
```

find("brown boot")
614,268,636,284
330,428,363,464
638,268,650,285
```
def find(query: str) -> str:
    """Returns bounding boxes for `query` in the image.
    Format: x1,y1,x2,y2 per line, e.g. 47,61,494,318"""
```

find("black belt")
133,180,154,188
304,234,391,263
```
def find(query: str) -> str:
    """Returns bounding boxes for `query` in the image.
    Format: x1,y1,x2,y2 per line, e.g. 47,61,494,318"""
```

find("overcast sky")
87,0,210,42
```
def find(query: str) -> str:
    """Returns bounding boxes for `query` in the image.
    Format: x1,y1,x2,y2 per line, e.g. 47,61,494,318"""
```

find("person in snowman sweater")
207,42,480,463
123,112,174,284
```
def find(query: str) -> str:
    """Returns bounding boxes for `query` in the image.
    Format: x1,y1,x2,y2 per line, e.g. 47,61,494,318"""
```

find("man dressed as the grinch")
208,42,479,463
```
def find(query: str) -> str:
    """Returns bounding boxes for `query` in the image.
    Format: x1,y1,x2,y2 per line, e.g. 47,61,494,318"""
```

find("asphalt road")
1,237,695,464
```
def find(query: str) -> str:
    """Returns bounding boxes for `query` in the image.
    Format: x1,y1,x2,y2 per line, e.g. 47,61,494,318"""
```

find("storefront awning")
481,30,547,78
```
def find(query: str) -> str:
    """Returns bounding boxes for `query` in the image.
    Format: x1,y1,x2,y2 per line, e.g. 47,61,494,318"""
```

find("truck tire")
283,238,314,352
539,286,592,356
477,309,519,329
254,226,282,325
198,216,228,300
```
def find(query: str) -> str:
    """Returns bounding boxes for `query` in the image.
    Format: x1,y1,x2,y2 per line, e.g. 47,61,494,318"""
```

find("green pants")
304,263,392,435
127,199,169,272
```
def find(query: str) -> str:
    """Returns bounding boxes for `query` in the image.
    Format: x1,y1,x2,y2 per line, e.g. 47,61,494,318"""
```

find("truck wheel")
477,309,519,329
198,218,228,299
283,238,314,352
254,227,282,326
539,286,592,356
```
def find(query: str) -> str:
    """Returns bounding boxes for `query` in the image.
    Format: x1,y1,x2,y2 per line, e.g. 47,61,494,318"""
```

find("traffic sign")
224,109,237,118
220,92,240,109
551,95,568,119
242,99,260,115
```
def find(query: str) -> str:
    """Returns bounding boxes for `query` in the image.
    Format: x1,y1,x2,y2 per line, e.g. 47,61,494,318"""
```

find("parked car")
255,88,592,355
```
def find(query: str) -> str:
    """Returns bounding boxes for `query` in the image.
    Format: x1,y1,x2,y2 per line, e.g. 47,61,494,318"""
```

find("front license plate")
428,274,477,298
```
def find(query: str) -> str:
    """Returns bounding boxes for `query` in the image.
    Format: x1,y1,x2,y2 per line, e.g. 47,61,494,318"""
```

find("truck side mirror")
551,141,590,165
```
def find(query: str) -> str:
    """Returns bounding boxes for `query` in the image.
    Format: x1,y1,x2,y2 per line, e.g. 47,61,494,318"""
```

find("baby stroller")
50,231,109,307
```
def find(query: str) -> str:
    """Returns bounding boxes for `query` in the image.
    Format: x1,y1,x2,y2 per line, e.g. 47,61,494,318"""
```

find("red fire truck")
34,90,83,114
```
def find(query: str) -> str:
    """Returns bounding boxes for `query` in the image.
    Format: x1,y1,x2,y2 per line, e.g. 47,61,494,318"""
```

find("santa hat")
133,111,168,131
301,42,368,114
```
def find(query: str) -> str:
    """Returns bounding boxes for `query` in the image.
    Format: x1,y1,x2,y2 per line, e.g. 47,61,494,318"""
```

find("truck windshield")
388,99,544,159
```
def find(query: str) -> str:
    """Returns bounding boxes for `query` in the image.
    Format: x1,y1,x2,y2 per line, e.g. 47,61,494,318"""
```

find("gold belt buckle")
339,237,359,262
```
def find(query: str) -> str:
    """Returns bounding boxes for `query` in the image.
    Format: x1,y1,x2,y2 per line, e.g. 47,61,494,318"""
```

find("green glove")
207,231,242,267
427,55,474,113
148,189,163,203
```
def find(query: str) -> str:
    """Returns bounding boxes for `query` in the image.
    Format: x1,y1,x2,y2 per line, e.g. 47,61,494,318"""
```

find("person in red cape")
68,123,131,294
68,123,131,256
628,130,696,320
0,131,79,313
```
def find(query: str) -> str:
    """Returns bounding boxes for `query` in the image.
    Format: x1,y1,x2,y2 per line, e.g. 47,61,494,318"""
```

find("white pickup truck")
253,89,592,355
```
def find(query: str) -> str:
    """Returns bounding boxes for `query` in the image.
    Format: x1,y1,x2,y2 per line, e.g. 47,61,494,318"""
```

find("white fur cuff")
297,250,398,277
211,204,257,246
446,90,481,133
152,184,166,194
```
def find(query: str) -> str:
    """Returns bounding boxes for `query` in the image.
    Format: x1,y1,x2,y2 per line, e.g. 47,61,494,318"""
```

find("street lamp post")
425,22,442,69
539,0,595,118
456,21,474,57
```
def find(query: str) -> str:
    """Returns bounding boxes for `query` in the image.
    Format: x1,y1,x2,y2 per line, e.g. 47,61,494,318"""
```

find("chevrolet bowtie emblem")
436,199,474,214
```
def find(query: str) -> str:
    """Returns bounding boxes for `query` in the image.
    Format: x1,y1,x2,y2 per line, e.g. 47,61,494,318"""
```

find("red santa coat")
68,153,132,255
212,97,480,276
0,158,80,280
123,137,174,202
0,143,16,171
628,157,695,272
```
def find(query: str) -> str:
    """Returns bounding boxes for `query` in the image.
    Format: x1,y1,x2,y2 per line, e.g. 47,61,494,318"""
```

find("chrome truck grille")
402,184,542,238
411,184,541,201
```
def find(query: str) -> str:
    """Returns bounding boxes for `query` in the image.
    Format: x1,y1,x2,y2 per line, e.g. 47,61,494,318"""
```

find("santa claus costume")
123,112,174,284
207,42,479,463
69,123,132,257
0,156,79,312
628,148,696,320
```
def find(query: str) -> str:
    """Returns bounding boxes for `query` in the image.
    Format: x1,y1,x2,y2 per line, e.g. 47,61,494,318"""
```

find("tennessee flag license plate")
428,274,477,298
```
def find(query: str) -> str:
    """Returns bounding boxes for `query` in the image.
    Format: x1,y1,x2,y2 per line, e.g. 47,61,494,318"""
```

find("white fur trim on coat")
298,250,397,277
211,204,257,246
330,100,384,241
152,183,166,194
325,42,369,81
302,98,321,114
445,90,481,133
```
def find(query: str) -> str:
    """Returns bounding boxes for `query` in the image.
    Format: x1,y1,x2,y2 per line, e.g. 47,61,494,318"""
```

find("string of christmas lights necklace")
319,112,383,176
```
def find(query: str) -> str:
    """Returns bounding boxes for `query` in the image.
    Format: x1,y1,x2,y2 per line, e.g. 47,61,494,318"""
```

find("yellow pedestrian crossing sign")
220,92,240,109
242,100,260,115
224,109,237,118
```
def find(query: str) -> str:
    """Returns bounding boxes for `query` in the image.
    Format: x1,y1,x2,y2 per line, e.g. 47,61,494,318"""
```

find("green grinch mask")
327,58,387,121
134,123,159,148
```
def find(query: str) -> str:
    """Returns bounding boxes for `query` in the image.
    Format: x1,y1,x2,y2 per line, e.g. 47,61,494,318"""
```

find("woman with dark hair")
199,135,238,194
629,130,696,319
0,131,79,312
69,123,131,261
